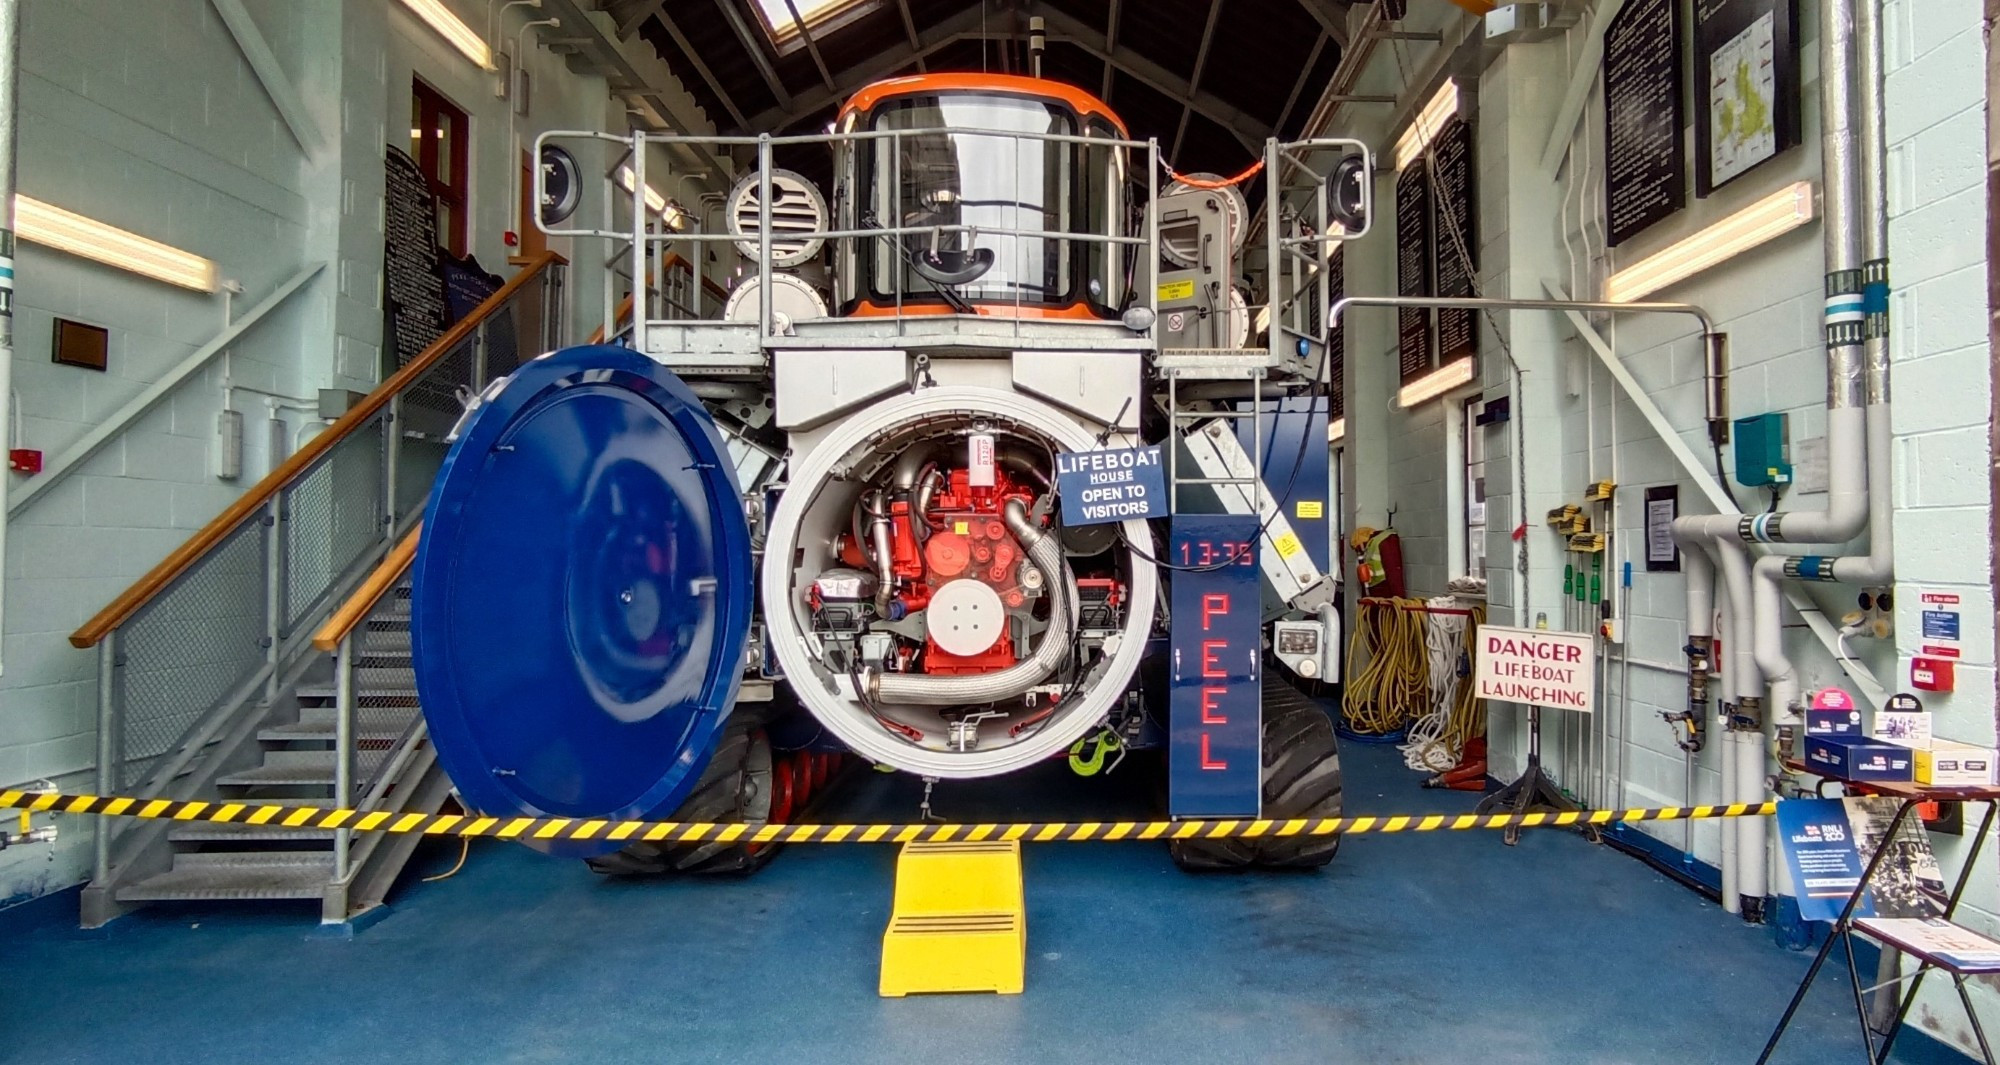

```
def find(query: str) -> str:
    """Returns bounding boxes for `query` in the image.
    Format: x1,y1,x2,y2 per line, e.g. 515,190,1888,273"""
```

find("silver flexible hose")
868,490,895,617
870,498,1074,705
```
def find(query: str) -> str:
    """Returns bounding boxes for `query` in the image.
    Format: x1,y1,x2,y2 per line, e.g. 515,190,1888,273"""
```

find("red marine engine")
818,435,1053,679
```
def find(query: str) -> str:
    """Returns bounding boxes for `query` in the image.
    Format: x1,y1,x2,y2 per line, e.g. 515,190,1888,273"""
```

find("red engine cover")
912,466,1040,674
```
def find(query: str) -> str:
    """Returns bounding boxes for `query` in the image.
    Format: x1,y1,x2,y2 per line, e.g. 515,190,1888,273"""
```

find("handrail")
588,254,720,346
313,524,420,653
70,251,567,649
664,251,728,303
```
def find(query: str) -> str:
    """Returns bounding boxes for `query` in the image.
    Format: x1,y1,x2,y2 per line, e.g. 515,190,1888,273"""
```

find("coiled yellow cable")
1341,599,1431,735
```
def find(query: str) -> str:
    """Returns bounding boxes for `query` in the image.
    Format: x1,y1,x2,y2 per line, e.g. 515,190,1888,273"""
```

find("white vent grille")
726,169,829,268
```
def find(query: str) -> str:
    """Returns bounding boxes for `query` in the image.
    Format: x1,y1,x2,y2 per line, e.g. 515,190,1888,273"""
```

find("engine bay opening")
764,396,1157,777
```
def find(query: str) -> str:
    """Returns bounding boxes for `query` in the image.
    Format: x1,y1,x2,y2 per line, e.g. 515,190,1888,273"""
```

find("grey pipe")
1822,0,1866,411
871,499,1074,704
868,490,894,617
892,445,931,490
1858,0,1890,406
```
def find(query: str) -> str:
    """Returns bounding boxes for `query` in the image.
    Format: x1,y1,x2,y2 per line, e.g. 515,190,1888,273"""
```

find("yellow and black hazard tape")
0,790,1778,845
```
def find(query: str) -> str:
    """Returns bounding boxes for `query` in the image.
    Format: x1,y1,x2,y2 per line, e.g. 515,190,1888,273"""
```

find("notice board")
1604,0,1686,244
1693,0,1802,195
1394,163,1432,384
1430,116,1478,364
383,145,447,370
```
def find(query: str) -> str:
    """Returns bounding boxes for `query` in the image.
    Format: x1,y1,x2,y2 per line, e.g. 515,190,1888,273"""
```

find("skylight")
752,0,875,44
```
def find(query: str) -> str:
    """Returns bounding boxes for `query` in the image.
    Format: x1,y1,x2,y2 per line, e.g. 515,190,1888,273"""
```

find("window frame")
1447,393,1488,583
411,78,470,258
752,0,879,52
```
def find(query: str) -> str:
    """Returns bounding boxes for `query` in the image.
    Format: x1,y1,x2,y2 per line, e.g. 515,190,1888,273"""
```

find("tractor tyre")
585,720,777,877
1169,674,1344,871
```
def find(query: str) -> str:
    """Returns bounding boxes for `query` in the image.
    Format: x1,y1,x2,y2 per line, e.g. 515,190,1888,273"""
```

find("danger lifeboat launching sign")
1472,625,1597,713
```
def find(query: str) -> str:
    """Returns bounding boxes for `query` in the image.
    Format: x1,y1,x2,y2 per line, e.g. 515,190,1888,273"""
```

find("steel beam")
1294,0,1352,47
780,0,838,94
1101,0,1122,100
615,0,664,39
1274,32,1331,136
713,0,794,113
1032,4,1269,153
210,0,323,154
1170,0,1227,167
742,6,999,130
894,0,927,72
657,6,751,131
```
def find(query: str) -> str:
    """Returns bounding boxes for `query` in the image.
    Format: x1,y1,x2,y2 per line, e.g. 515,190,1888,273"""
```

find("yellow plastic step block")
879,839,1025,997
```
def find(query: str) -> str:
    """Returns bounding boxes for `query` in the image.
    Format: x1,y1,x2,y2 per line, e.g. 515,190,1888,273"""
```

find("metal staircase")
114,575,451,920
71,254,567,927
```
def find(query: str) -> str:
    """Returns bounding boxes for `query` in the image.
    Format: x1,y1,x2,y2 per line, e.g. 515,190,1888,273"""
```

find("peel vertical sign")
1169,515,1262,818
1473,625,1597,712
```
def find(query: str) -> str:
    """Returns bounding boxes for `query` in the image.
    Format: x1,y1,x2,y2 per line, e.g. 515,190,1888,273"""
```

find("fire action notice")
1472,625,1597,712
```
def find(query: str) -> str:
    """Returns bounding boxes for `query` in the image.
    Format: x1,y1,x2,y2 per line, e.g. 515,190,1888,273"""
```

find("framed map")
1694,0,1802,195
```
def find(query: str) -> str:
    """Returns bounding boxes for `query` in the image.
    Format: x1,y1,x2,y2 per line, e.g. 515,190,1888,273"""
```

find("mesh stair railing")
70,253,565,926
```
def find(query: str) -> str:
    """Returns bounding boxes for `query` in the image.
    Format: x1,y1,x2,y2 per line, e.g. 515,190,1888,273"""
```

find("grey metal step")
216,749,385,787
258,716,413,744
168,821,336,843
294,682,419,704
297,705,420,729
116,853,334,902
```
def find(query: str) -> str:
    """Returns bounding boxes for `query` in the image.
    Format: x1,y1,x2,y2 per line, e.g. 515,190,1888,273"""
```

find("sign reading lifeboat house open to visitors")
1473,625,1597,712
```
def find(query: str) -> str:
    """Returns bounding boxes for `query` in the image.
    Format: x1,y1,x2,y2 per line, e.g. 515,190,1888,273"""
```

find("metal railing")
72,253,566,885
535,126,1160,351
311,525,422,884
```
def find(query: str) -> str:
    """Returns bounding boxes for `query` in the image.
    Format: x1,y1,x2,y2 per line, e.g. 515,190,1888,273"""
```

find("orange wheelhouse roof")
837,73,1129,136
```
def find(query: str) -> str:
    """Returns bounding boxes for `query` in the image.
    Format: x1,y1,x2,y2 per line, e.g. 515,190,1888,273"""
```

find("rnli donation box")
1472,625,1596,713
1169,515,1263,818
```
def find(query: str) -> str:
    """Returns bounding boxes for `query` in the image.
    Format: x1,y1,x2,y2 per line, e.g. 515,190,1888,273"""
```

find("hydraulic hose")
870,499,1075,705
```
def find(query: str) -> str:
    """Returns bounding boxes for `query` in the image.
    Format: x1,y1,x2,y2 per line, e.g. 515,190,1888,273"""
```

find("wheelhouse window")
854,94,1123,316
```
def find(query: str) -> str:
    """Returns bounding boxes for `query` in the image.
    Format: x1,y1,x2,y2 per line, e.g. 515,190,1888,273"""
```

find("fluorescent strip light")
1327,416,1346,443
399,0,494,70
1394,81,1460,171
1603,181,1816,303
16,196,218,292
617,166,669,216
1398,357,1476,408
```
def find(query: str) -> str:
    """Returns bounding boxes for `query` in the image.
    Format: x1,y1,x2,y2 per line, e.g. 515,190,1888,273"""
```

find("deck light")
1603,182,1817,303
399,0,495,70
16,196,218,293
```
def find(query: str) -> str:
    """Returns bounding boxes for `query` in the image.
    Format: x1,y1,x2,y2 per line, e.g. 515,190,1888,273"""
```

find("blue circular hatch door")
411,345,753,853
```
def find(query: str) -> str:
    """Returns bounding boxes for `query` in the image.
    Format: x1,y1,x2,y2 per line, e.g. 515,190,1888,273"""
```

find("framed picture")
52,318,109,372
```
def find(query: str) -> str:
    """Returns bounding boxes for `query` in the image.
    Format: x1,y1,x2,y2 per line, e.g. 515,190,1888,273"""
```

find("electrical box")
1733,412,1792,487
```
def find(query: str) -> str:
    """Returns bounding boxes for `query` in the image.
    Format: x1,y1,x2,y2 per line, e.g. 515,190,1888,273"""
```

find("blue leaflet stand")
411,346,752,856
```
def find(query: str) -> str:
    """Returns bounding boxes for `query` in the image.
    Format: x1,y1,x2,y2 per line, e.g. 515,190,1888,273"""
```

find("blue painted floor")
0,724,1972,1064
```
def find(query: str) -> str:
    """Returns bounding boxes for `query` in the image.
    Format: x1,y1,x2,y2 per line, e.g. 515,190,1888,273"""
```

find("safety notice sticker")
1055,445,1166,527
1920,589,1962,660
1472,624,1596,712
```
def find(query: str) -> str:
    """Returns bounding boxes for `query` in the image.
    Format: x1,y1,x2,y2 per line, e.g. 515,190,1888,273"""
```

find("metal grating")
282,421,387,633
116,520,268,790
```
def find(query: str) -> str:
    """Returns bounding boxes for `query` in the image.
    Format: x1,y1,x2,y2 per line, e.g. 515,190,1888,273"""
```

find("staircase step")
297,706,420,729
258,717,413,744
294,682,420,704
117,853,334,902
168,821,337,843
217,750,385,787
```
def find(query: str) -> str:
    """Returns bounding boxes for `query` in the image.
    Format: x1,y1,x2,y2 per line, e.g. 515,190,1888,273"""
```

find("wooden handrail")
70,251,567,649
312,524,420,652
